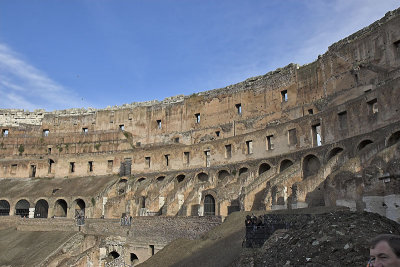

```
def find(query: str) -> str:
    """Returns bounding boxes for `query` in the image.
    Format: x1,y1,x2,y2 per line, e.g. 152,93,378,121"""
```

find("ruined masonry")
1,8,400,267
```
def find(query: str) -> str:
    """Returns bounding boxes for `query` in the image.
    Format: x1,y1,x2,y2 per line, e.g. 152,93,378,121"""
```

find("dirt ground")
139,207,400,267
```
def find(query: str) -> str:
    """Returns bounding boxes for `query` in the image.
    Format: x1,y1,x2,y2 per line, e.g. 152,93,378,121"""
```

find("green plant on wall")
65,143,69,152
18,144,24,155
91,197,96,206
94,143,101,150
56,144,63,152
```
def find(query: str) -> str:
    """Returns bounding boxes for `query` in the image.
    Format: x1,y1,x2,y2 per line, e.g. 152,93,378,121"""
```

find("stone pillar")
102,197,108,217
29,208,35,218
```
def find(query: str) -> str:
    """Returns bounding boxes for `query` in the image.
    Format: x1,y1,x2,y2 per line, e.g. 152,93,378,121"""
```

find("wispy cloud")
0,43,89,111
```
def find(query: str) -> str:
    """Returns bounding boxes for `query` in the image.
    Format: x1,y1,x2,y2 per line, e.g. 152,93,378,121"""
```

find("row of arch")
120,131,400,190
0,198,86,218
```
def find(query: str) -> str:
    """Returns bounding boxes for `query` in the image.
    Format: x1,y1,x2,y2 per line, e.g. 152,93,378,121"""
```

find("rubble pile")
237,211,400,266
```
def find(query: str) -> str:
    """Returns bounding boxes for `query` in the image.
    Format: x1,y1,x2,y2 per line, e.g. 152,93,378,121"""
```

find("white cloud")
0,43,88,111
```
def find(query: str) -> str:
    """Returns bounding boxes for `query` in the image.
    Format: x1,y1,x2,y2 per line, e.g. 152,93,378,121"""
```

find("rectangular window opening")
225,144,232,158
266,135,274,150
43,129,49,137
2,129,8,137
195,113,200,123
204,150,211,167
145,157,151,168
184,152,190,165
174,137,179,143
312,123,322,147
281,90,288,102
215,131,220,137
82,128,88,134
149,245,155,256
69,162,75,173
107,160,113,171
157,120,162,129
338,111,348,130
164,154,170,167
288,129,297,145
11,164,17,174
30,164,36,178
367,98,378,114
246,140,253,154
48,147,52,154
119,124,125,131
88,161,93,172
235,103,242,115
308,109,313,115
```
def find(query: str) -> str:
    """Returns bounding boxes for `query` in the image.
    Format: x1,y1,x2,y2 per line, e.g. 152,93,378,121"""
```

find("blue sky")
0,1,399,111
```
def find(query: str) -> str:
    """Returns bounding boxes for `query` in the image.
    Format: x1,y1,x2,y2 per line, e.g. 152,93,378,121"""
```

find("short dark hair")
370,234,400,258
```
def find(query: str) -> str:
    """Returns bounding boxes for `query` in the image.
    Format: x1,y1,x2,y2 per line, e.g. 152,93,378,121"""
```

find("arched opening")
197,172,209,182
15,199,30,217
258,163,271,175
0,200,10,216
34,199,49,218
357,139,373,152
130,253,139,265
303,155,321,178
204,194,215,216
73,199,85,218
176,174,185,183
54,199,67,217
239,167,248,176
280,159,293,172
218,170,230,180
138,177,146,183
156,176,165,182
48,159,55,173
109,251,120,259
118,179,127,194
387,131,400,147
327,147,344,161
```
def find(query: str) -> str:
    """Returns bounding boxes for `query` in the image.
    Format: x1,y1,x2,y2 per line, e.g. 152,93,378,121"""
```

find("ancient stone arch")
0,200,10,216
34,199,49,218
302,154,321,178
258,162,272,176
15,199,30,217
196,172,209,182
279,159,293,172
386,130,400,147
203,195,216,216
156,175,165,182
217,169,230,181
326,147,344,162
238,166,249,176
176,174,185,183
54,199,68,217
357,139,374,152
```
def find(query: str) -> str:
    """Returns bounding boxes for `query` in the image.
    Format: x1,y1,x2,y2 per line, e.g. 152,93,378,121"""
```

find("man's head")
369,234,400,267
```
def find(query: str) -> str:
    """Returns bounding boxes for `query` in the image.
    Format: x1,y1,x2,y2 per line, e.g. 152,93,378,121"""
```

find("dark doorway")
303,155,321,178
204,195,216,216
258,163,271,175
131,253,139,265
280,159,293,172
0,200,10,216
74,199,85,217
15,199,30,217
110,251,120,259
34,199,49,218
29,165,36,178
387,131,400,147
54,199,68,217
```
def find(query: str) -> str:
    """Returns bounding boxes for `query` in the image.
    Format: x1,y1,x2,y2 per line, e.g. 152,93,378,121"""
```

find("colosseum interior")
1,7,400,267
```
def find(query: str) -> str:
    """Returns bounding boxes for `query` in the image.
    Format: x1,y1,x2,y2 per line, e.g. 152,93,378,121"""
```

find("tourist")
368,234,400,267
